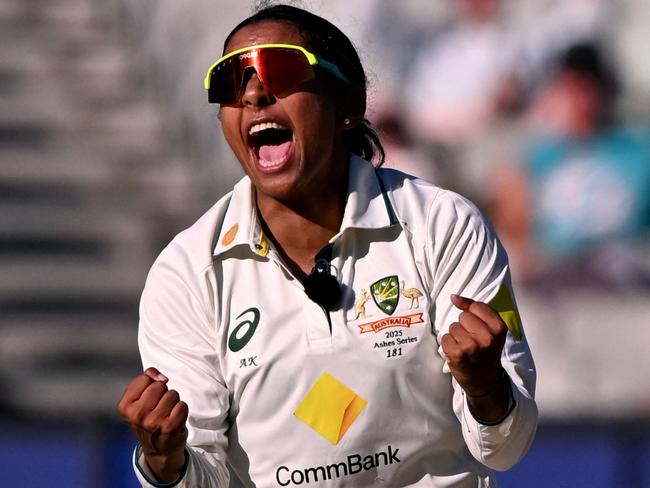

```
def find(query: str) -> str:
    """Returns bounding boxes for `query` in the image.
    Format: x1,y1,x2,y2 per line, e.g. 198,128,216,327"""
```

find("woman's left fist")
441,294,507,398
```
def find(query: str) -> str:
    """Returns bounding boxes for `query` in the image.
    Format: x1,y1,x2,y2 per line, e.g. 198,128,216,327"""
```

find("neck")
256,179,347,277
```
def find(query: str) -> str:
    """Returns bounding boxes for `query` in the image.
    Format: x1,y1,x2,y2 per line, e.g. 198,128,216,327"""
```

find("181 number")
386,347,402,358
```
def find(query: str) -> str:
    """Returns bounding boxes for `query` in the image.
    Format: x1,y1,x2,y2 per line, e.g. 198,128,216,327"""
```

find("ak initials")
239,356,259,368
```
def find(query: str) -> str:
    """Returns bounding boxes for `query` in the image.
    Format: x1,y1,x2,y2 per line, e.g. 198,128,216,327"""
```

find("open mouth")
248,122,294,169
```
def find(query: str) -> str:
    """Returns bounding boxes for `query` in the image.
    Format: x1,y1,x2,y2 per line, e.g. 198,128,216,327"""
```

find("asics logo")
228,307,260,352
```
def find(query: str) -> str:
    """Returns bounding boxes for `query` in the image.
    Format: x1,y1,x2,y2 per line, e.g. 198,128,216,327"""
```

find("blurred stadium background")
2,0,650,486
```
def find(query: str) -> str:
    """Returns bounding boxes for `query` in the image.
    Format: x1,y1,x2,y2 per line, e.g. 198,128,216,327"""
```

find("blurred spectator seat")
0,0,203,418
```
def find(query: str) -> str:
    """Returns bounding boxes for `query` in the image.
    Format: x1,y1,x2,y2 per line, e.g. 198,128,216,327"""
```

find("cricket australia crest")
370,276,400,315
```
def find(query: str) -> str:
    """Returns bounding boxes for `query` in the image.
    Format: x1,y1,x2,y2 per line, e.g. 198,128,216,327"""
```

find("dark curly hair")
223,3,385,166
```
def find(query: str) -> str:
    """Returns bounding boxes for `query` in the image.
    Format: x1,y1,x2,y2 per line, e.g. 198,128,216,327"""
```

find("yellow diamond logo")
294,372,367,445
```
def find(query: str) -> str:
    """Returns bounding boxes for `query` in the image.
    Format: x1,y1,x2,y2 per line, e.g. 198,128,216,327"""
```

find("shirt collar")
212,155,397,257
213,177,269,258
340,154,397,231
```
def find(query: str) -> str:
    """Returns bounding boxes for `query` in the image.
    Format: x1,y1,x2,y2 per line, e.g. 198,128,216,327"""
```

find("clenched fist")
118,367,189,483
441,294,511,422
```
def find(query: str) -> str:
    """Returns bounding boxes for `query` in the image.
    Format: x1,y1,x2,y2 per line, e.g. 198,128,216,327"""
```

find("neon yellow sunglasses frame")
204,43,350,100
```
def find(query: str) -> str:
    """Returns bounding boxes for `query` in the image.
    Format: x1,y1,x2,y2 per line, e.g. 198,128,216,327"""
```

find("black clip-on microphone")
303,243,341,311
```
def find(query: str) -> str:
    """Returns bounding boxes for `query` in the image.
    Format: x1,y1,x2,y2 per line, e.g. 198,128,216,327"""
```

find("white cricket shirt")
134,156,537,487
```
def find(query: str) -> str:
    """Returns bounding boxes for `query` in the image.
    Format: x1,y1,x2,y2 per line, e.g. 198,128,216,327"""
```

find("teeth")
259,157,284,168
249,121,289,135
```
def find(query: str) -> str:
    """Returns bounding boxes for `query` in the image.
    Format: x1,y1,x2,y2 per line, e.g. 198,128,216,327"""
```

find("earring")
343,117,351,126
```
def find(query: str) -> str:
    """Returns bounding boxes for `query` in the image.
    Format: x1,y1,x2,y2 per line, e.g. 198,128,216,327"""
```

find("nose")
240,68,274,108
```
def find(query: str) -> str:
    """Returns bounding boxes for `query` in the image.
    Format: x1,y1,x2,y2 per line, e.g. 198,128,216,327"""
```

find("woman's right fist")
118,367,189,483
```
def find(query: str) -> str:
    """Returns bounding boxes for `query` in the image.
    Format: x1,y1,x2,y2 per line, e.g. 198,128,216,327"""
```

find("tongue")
259,140,292,163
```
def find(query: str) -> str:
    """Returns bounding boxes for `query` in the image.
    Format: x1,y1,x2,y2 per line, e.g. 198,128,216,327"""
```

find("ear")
336,85,366,130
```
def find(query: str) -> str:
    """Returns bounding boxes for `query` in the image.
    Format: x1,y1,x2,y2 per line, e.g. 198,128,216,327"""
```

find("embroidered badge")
370,276,400,315
354,278,426,334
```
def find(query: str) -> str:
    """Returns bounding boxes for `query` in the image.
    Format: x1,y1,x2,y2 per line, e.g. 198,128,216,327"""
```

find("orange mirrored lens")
207,48,315,104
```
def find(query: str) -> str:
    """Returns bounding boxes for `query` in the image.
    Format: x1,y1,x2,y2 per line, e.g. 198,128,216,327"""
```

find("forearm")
142,447,188,484
466,368,513,424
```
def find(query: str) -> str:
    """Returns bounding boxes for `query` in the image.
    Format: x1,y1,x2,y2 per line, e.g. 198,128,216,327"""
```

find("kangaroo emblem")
351,289,372,320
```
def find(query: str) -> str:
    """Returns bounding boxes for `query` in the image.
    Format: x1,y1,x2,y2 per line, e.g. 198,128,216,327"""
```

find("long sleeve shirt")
134,155,537,487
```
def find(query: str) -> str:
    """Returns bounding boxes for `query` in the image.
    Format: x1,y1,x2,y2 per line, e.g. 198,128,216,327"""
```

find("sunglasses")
204,43,350,105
